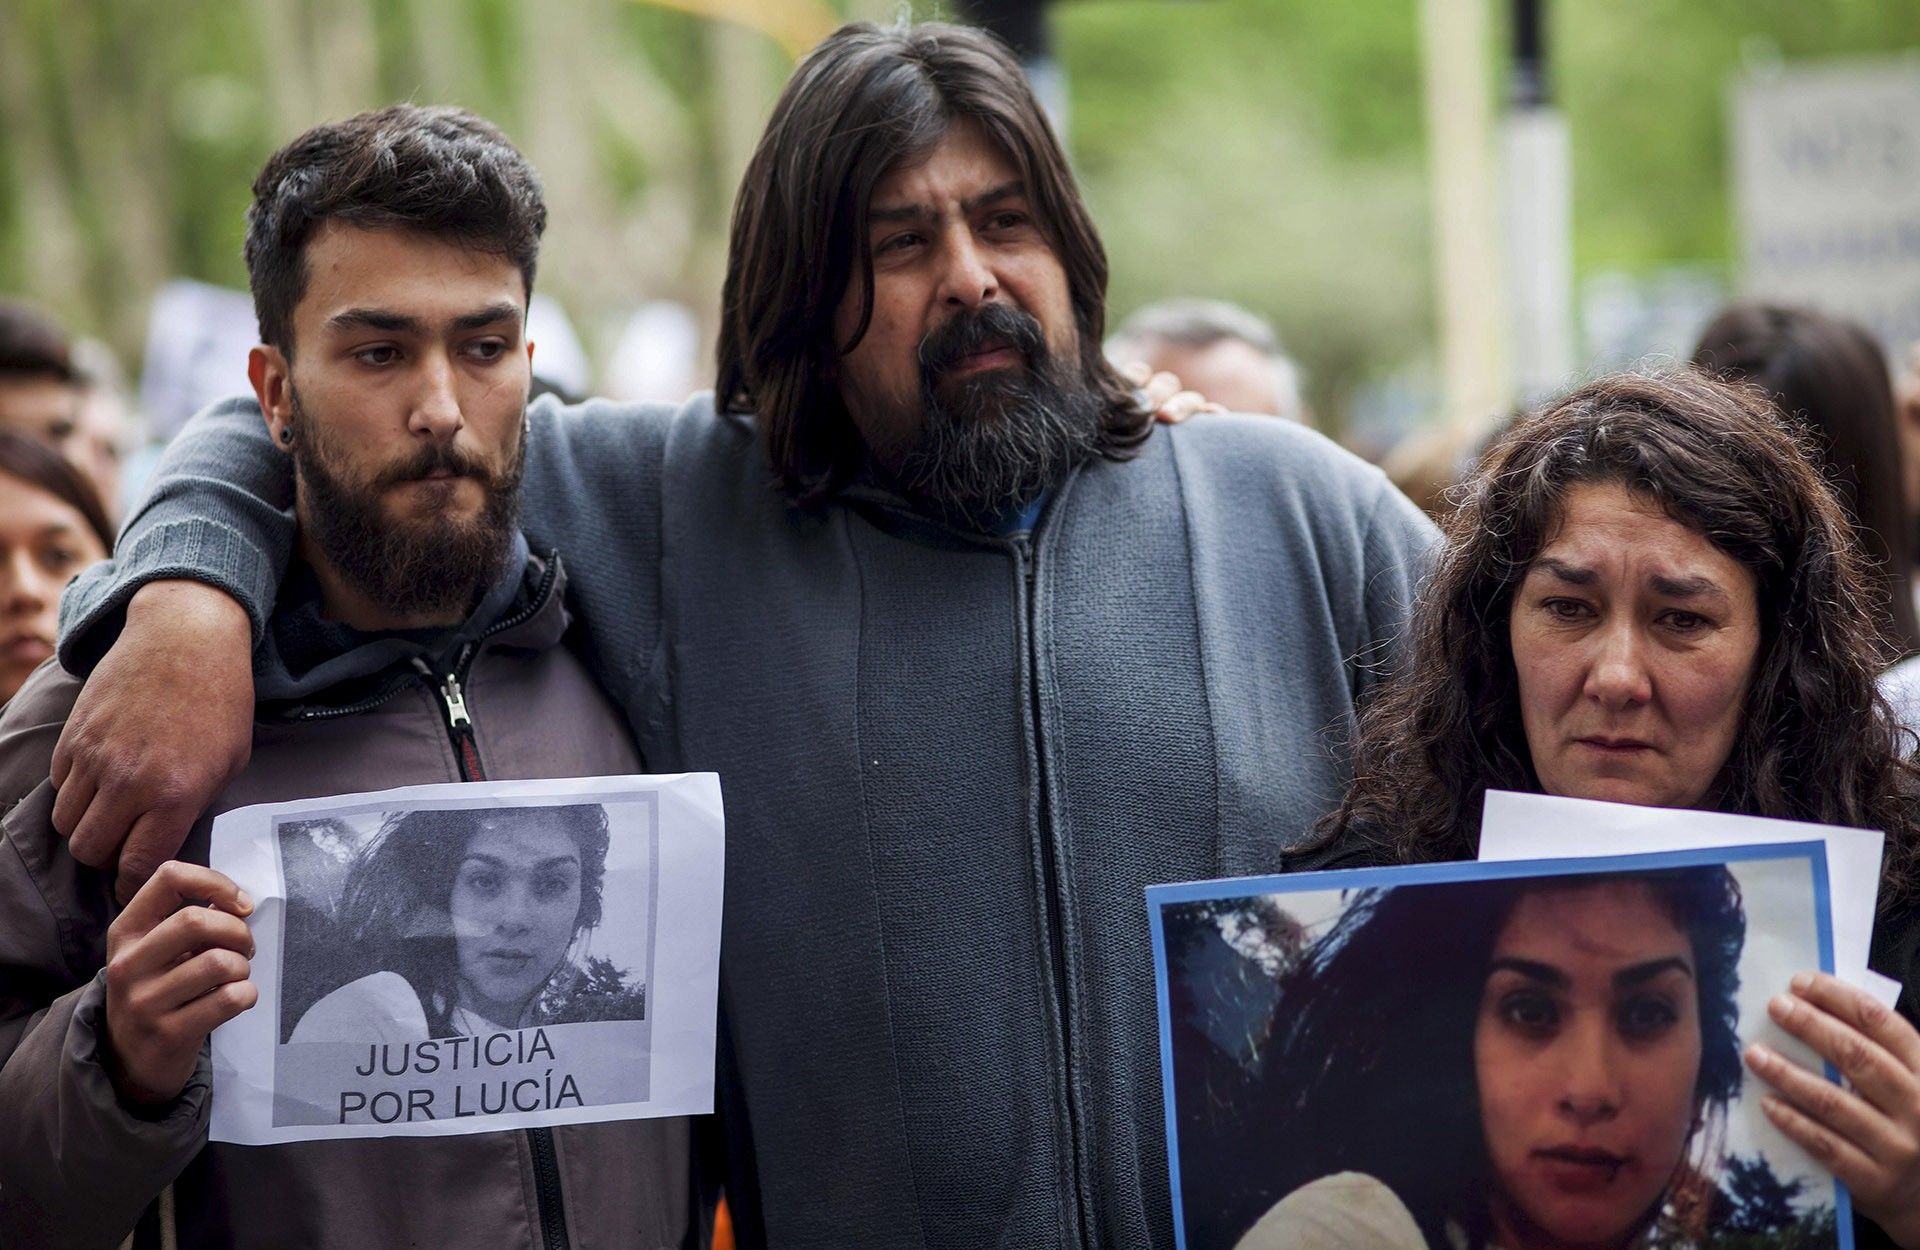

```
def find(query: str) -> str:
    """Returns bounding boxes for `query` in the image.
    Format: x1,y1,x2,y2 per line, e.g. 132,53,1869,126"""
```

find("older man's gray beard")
291,391,525,619
885,336,1105,531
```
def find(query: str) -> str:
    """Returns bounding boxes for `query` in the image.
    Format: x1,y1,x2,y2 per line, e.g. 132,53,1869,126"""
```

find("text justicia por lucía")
336,1027,586,1123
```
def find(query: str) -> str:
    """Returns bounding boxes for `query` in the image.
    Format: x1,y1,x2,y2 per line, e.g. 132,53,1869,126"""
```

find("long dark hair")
1238,867,1745,1248
1693,302,1920,656
0,429,114,551
717,20,1146,504
1321,370,1920,901
332,804,610,1036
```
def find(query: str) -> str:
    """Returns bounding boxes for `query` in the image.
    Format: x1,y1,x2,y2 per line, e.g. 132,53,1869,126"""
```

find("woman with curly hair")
1236,866,1746,1250
291,804,639,1041
1297,370,1920,1247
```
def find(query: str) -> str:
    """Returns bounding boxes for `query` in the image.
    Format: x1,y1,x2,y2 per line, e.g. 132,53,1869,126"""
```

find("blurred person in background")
67,339,137,519
1693,303,1920,658
0,301,84,458
0,301,130,517
0,430,111,705
1108,297,1306,422
1691,304,1920,735
1899,341,1920,593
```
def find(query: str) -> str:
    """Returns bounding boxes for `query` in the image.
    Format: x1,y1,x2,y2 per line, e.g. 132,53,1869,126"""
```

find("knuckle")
104,953,138,989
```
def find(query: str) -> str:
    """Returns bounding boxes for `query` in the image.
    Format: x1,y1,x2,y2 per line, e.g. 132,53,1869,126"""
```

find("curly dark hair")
330,804,610,1036
1319,369,1919,900
1233,866,1746,1249
244,103,546,355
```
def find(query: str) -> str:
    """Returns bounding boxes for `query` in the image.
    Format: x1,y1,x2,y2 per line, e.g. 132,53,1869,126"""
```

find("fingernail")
1746,1042,1775,1069
1771,993,1796,1019
1791,972,1814,993
236,890,254,914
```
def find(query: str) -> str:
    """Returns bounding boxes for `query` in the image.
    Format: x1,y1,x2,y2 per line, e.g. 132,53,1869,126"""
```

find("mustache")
917,304,1047,381
370,440,499,490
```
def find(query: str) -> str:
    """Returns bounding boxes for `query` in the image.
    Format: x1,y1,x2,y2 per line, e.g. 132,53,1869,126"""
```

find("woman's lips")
482,950,533,974
2,636,52,665
1573,735,1654,755
1533,1146,1630,1192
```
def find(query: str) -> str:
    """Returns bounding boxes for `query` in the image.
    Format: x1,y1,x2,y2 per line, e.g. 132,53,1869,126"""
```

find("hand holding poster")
1148,845,1853,1249
207,773,723,1144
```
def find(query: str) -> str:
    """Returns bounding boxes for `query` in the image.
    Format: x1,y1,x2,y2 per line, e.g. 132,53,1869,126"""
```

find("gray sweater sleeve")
58,396,294,673
1352,477,1439,700
57,392,678,691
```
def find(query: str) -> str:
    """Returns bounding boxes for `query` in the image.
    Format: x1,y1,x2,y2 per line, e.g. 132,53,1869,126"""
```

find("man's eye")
466,339,509,363
878,232,923,254
355,346,400,367
987,211,1028,230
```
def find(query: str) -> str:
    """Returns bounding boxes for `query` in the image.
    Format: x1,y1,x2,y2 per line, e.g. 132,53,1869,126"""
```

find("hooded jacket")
0,545,692,1250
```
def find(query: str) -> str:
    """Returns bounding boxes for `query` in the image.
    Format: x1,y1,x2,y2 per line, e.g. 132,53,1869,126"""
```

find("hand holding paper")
1748,972,1920,1248
104,861,258,1105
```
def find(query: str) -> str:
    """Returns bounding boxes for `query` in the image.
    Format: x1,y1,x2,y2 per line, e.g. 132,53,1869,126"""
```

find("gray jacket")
62,393,1438,1249
4,550,692,1249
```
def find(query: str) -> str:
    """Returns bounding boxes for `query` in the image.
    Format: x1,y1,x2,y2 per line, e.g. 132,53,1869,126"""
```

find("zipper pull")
440,672,473,731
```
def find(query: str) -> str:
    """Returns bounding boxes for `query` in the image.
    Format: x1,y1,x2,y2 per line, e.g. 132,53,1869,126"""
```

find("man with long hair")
43,22,1434,1248
0,106,692,1248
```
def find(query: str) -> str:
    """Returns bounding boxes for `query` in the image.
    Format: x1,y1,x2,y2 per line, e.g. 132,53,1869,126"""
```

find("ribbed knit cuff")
57,518,277,675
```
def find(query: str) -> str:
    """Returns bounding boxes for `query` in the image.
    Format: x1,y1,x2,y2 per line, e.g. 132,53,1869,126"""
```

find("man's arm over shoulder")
0,665,208,1249
1352,465,1439,699
517,392,689,699
58,396,293,674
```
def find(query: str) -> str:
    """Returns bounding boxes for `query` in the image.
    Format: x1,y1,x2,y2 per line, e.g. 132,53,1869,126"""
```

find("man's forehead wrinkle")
866,180,1028,229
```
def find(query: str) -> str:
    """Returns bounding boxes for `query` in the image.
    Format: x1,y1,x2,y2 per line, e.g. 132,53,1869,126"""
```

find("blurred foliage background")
2,0,1918,437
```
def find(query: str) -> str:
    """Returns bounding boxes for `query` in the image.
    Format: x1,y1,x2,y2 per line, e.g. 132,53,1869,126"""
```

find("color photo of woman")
1151,848,1841,1250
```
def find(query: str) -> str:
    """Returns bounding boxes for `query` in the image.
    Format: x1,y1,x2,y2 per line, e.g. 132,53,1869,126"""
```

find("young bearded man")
48,23,1436,1249
0,106,692,1249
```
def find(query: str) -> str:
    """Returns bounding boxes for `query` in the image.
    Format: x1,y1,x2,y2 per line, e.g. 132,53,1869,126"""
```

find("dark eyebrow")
324,302,522,336
459,851,580,870
326,308,422,335
964,179,1026,212
1529,557,1596,586
1487,957,1567,988
451,302,524,333
868,180,1029,227
1648,573,1726,600
1614,956,1693,989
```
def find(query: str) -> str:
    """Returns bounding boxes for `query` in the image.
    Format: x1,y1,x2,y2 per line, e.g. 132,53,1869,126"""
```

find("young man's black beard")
291,393,525,621
887,303,1105,530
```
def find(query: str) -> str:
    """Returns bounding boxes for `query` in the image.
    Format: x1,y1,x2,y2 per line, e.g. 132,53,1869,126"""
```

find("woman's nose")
493,883,534,933
1582,621,1653,710
1555,1019,1624,1126
0,552,49,619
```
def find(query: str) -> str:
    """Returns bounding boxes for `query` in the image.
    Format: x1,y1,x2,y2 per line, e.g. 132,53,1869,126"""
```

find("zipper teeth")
295,553,563,722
